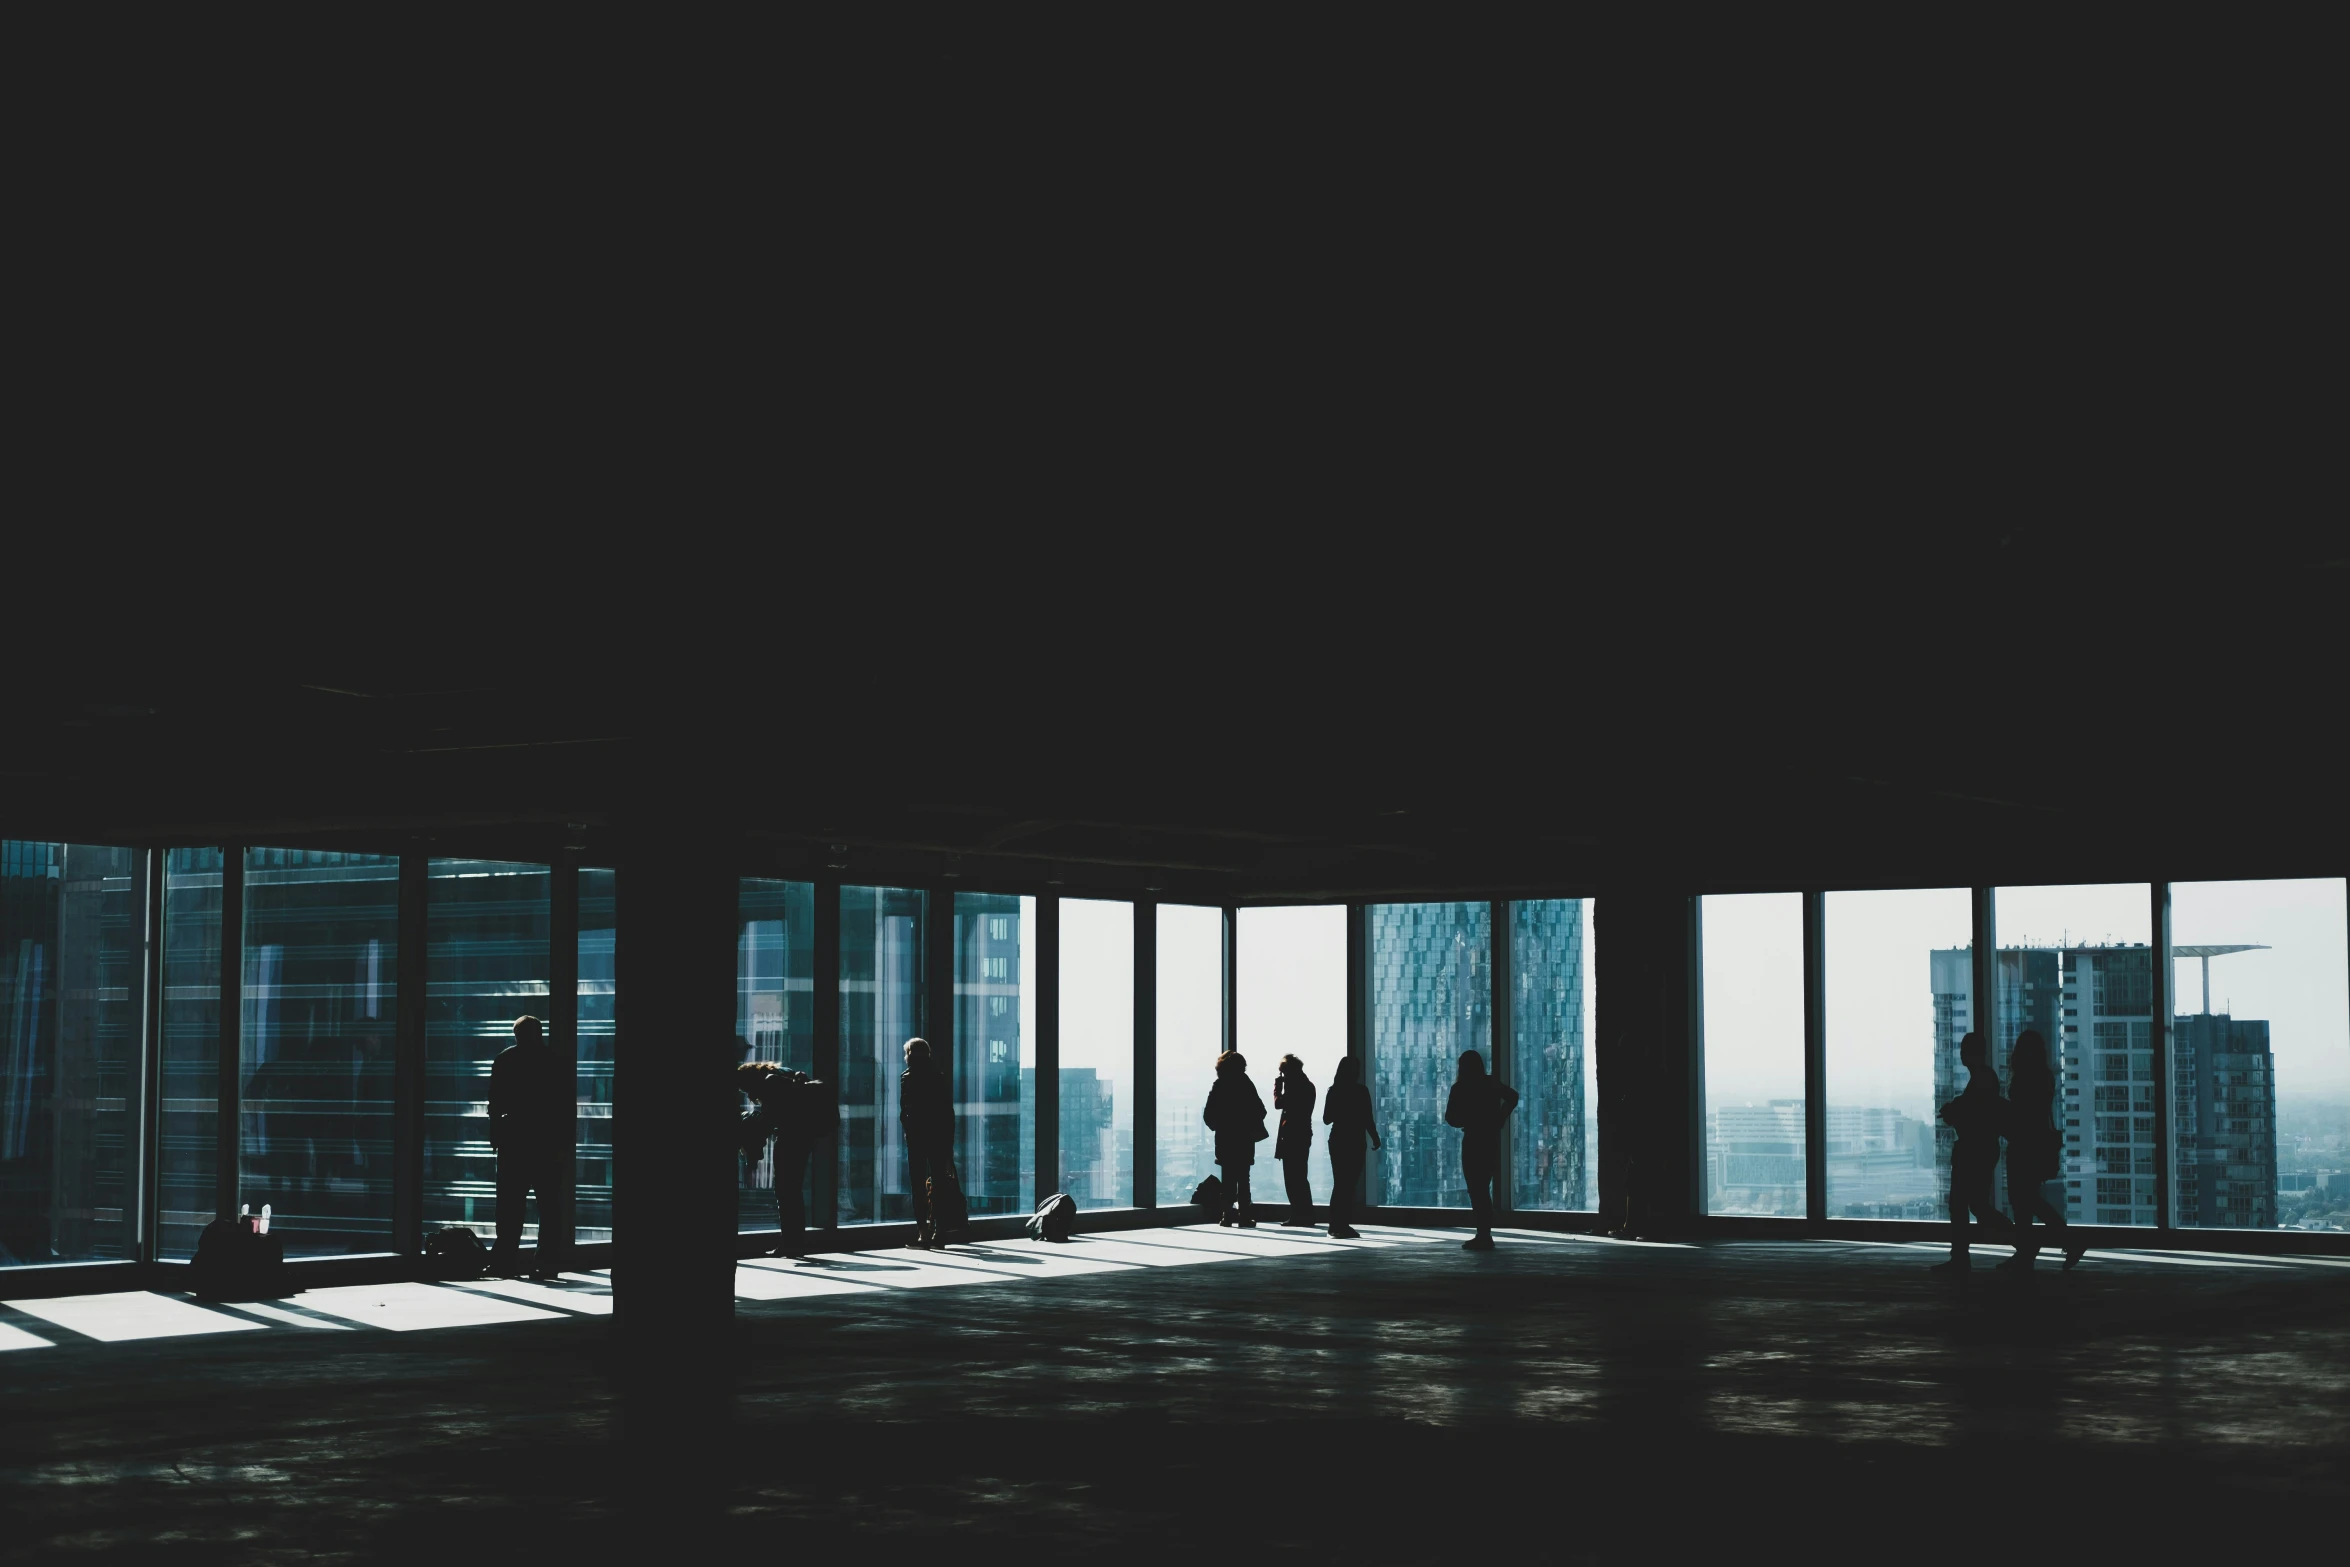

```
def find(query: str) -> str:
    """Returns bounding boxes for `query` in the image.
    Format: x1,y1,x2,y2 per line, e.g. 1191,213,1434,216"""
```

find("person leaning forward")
489,1015,571,1278
899,1036,955,1248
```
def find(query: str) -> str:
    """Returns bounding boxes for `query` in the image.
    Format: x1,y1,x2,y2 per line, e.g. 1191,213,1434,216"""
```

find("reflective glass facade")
735,878,814,1234
238,850,399,1257
1,843,140,1267
839,885,929,1225
1511,899,1592,1211
1155,904,1223,1203
1057,899,1131,1209
577,868,616,1243
424,860,552,1241
1702,893,1805,1217
1370,902,1490,1208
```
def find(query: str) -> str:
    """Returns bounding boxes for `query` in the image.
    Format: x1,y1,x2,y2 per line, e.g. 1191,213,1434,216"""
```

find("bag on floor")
1027,1192,1078,1242
1191,1174,1224,1213
190,1217,288,1301
424,1225,489,1280
929,1170,971,1241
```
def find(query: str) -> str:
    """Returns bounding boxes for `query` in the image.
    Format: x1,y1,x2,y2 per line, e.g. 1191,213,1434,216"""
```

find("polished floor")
5,1225,2347,1561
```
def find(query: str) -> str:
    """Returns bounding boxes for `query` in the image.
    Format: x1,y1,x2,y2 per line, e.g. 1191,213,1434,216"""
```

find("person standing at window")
899,1036,955,1248
1203,1050,1268,1228
1444,1050,1518,1251
488,1015,570,1279
1272,1055,1319,1228
1322,1055,1381,1239
2002,1030,2084,1274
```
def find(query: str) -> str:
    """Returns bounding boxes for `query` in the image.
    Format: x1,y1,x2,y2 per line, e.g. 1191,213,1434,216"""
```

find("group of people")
1936,1027,2085,1277
1203,1047,1518,1251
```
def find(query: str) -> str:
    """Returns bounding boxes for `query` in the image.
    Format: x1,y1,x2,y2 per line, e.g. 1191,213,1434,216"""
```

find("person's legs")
907,1146,934,1242
1217,1161,1239,1224
533,1160,570,1276
1282,1156,1313,1225
776,1144,807,1256
1329,1150,1360,1233
1235,1165,1256,1226
492,1156,528,1273
1939,1153,1986,1271
1463,1156,1495,1247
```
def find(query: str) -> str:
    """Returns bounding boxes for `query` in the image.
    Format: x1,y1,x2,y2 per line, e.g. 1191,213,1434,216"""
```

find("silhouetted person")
489,1015,570,1278
900,1036,954,1248
1933,1030,2014,1277
2002,1029,2085,1274
1273,1054,1318,1227
1203,1050,1268,1227
1322,1055,1381,1238
1445,1050,1519,1250
738,1061,836,1259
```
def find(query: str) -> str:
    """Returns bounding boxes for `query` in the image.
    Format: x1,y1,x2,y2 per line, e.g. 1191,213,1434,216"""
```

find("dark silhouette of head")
2009,1029,2052,1094
1959,1031,1988,1074
737,1061,783,1100
904,1036,932,1069
1332,1056,1359,1087
1279,1053,1303,1077
512,1016,543,1045
1216,1049,1247,1077
1456,1050,1486,1081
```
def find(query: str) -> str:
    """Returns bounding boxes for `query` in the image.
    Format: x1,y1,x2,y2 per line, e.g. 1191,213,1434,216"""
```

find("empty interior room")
3,540,2344,1560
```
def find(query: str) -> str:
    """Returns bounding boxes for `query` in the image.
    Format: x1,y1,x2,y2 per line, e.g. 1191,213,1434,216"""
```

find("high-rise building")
2171,1013,2277,1229
1510,899,1588,1211
1370,903,1492,1207
1709,1100,1805,1215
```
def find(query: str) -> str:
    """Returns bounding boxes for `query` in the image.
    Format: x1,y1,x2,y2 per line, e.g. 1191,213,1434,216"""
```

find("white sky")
1699,879,2350,1119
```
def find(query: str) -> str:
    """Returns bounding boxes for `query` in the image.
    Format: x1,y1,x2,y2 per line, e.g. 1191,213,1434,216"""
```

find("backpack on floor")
1191,1174,1224,1213
424,1225,489,1280
190,1217,289,1301
1027,1192,1078,1243
928,1170,971,1241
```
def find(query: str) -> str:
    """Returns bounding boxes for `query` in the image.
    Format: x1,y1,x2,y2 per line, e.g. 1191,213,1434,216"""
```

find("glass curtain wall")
238,850,399,1257
736,879,814,1234
1824,888,1967,1220
1,842,141,1268
1369,902,1490,1208
1059,899,1132,1209
423,860,551,1239
955,892,1032,1218
839,885,928,1225
577,868,616,1243
1238,906,1341,1213
1701,893,1805,1217
1992,884,2152,1227
1156,905,1224,1202
159,848,223,1258
1512,899,1594,1211
2171,878,2348,1233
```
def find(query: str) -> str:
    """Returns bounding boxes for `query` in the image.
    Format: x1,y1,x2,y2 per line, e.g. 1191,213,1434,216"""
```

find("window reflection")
576,868,616,1244
838,885,928,1225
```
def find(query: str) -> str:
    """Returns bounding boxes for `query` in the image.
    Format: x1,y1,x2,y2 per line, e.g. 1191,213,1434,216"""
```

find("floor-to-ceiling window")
576,867,616,1244
159,848,223,1258
1,842,141,1268
1155,905,1224,1203
1701,893,1805,1217
238,849,399,1258
1512,899,1594,1212
955,892,1032,1218
1059,899,1133,1209
1239,906,1342,1214
1370,902,1490,1209
1993,884,2152,1228
840,885,928,1225
2170,878,2348,1233
734,878,813,1234
1824,888,1967,1220
423,860,551,1240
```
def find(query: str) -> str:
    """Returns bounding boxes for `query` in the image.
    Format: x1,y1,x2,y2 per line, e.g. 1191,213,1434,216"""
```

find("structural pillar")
1133,895,1157,1208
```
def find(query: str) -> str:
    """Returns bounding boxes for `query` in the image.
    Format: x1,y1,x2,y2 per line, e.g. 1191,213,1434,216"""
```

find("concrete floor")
5,1225,2348,1561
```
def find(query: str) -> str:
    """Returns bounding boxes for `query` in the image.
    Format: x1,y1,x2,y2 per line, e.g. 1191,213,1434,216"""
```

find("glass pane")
1,842,141,1267
1059,899,1132,1209
1994,883,2152,1227
576,868,616,1244
1155,905,1223,1204
735,878,814,1234
1701,893,1805,1217
954,892,1032,1218
160,847,223,1258
1824,888,1966,1220
1370,902,1491,1209
424,860,551,1242
838,885,929,1225
238,849,399,1258
2172,878,2348,1233
1512,898,1594,1211
1239,906,1342,1215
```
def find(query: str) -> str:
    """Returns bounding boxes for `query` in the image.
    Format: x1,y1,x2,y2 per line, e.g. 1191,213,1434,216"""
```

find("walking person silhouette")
1445,1050,1518,1251
2002,1029,2086,1274
1272,1054,1318,1227
488,1016,571,1279
1933,1030,2015,1278
1203,1050,1268,1227
1321,1055,1381,1239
